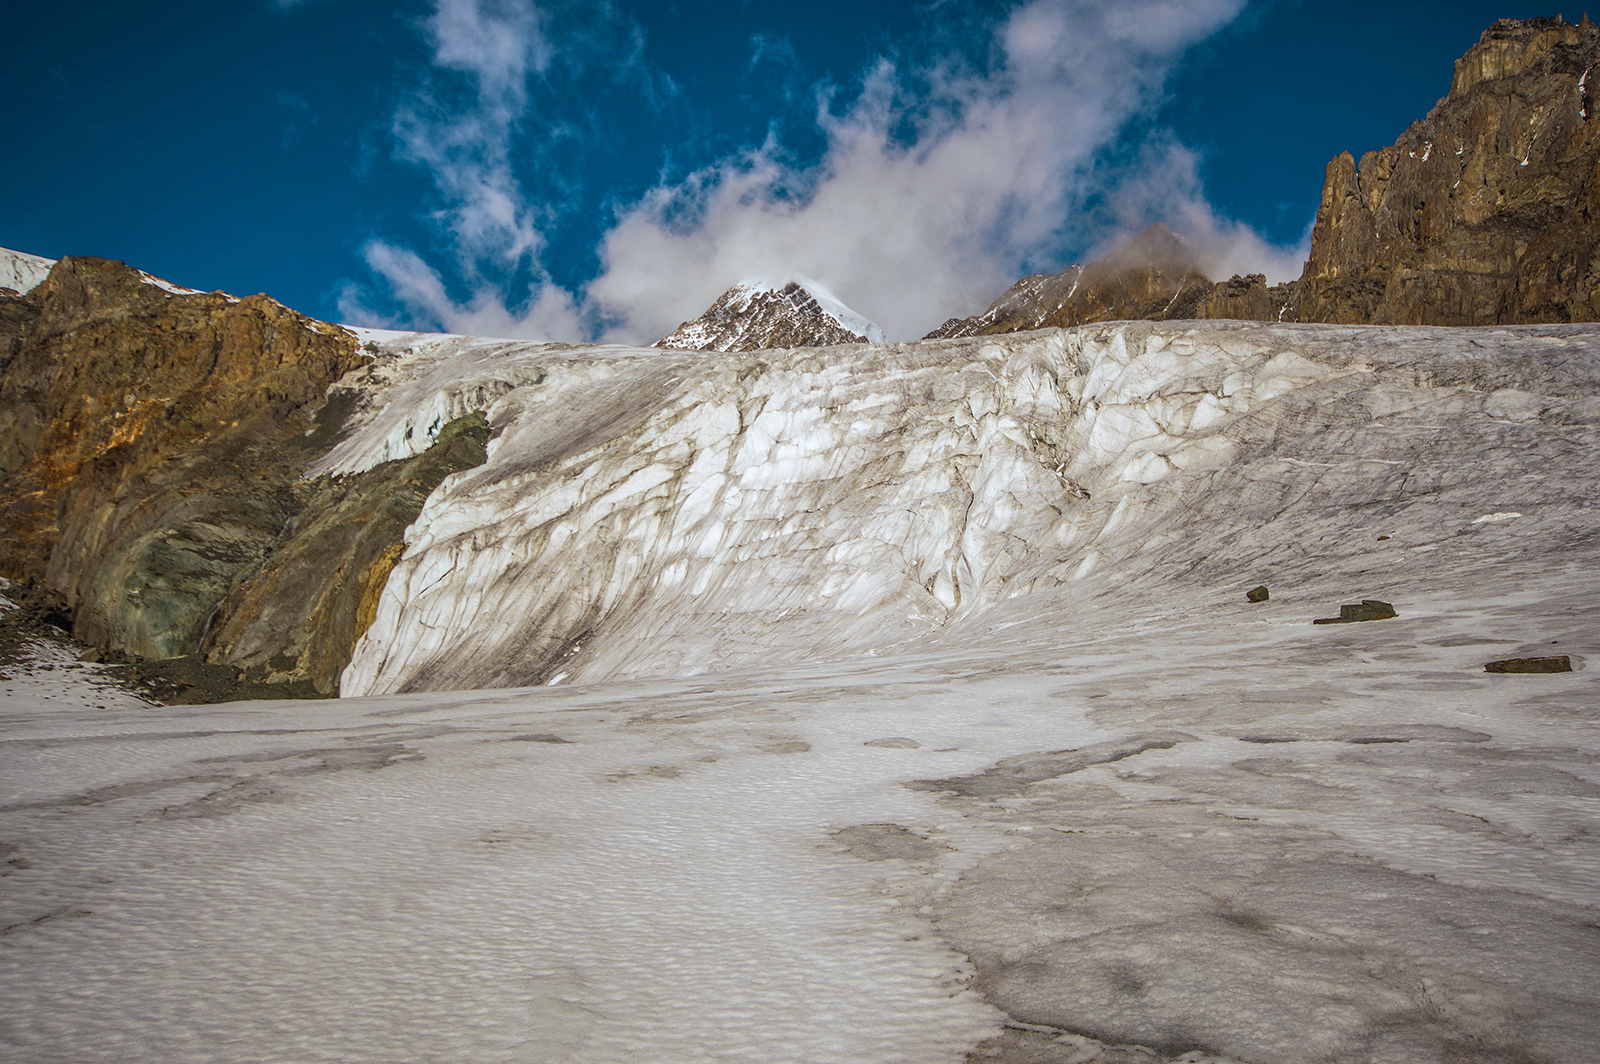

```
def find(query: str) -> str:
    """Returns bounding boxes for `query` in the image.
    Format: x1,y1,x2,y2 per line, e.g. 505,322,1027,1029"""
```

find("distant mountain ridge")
925,224,1297,339
655,277,885,352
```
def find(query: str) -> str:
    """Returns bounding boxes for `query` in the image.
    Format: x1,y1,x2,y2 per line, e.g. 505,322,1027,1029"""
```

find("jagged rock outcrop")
1297,16,1600,324
925,225,1296,339
0,257,486,698
656,277,885,351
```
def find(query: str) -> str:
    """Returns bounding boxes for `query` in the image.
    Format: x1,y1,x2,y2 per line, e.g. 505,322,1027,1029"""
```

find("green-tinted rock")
1313,599,1397,624
1484,655,1573,673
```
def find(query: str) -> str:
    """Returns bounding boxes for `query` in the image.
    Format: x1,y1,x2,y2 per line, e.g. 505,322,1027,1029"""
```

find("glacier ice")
1,317,1596,1064
329,319,1597,700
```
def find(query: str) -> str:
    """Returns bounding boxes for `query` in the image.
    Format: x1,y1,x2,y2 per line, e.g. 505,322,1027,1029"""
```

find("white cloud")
589,0,1267,341
355,0,1308,343
1092,137,1312,284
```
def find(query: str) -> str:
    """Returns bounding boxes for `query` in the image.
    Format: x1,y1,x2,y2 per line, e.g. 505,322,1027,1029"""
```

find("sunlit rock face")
0,259,490,698
933,17,1600,338
334,319,1600,696
1297,16,1600,324
0,257,365,660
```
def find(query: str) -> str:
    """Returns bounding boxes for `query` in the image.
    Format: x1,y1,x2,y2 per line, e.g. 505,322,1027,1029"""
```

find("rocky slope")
656,277,885,351
1297,15,1600,324
0,257,486,699
935,16,1600,336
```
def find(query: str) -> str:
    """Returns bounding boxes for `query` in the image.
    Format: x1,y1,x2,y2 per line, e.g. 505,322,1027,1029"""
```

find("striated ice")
320,320,1600,698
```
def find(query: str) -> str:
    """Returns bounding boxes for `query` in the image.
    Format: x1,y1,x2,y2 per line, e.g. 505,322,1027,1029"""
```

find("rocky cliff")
1297,16,1600,324
656,277,885,351
0,258,486,698
936,16,1600,336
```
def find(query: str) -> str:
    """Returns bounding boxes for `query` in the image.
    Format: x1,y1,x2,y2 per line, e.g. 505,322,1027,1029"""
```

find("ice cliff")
332,319,1600,696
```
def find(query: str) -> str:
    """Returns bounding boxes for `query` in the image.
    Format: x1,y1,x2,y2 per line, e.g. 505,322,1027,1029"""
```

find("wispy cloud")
349,0,1306,342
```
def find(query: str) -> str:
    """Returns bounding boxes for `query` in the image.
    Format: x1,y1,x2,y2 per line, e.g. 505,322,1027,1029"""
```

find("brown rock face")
205,412,488,696
0,257,485,699
0,258,365,657
925,225,1294,339
1296,17,1600,324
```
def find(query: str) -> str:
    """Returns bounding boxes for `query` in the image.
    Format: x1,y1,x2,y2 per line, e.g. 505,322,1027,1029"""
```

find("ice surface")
3,318,1597,1062
135,269,204,296
329,319,1599,701
2,555,1595,1062
0,246,54,294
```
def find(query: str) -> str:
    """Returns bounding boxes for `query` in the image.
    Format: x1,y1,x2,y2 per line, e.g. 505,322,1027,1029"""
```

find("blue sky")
2,1,1564,341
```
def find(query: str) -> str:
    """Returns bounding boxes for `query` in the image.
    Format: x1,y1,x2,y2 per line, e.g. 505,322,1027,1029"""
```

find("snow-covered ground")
2,320,1596,1063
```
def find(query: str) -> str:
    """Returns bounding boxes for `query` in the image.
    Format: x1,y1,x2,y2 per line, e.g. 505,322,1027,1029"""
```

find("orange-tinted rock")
1296,17,1600,324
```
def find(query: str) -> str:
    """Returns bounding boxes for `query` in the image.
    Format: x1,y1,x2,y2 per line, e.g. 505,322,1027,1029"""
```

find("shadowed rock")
1485,654,1573,673
1312,599,1397,624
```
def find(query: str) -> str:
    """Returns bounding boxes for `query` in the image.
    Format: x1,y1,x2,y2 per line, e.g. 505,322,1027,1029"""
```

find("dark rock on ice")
1312,599,1397,624
1484,654,1573,672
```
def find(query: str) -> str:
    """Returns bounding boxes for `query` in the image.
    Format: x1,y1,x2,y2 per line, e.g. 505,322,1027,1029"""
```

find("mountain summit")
656,277,886,351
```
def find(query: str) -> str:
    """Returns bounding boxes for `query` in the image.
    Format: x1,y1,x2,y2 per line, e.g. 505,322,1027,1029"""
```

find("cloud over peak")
346,0,1307,343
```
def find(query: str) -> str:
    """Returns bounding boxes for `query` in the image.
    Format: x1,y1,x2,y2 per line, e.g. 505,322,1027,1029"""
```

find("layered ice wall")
331,320,1600,696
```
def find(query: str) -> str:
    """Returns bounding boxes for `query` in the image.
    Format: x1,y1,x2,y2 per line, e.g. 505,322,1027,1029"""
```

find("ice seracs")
332,318,1600,699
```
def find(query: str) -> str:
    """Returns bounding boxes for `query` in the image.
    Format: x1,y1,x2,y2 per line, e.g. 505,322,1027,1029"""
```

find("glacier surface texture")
2,319,1597,1064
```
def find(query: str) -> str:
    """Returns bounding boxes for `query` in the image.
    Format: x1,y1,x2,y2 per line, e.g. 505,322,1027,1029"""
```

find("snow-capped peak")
734,275,886,344
656,275,886,352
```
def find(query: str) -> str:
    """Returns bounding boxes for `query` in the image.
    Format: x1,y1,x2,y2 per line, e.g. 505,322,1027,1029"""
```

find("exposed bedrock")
925,224,1298,339
0,258,487,697
1298,17,1600,325
332,320,1600,697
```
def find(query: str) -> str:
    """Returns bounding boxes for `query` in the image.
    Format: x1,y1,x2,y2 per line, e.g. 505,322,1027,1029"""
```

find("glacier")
2,318,1597,1063
328,320,1596,701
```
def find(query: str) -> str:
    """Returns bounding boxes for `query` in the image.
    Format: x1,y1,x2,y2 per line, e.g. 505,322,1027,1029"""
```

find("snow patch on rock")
0,246,55,294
